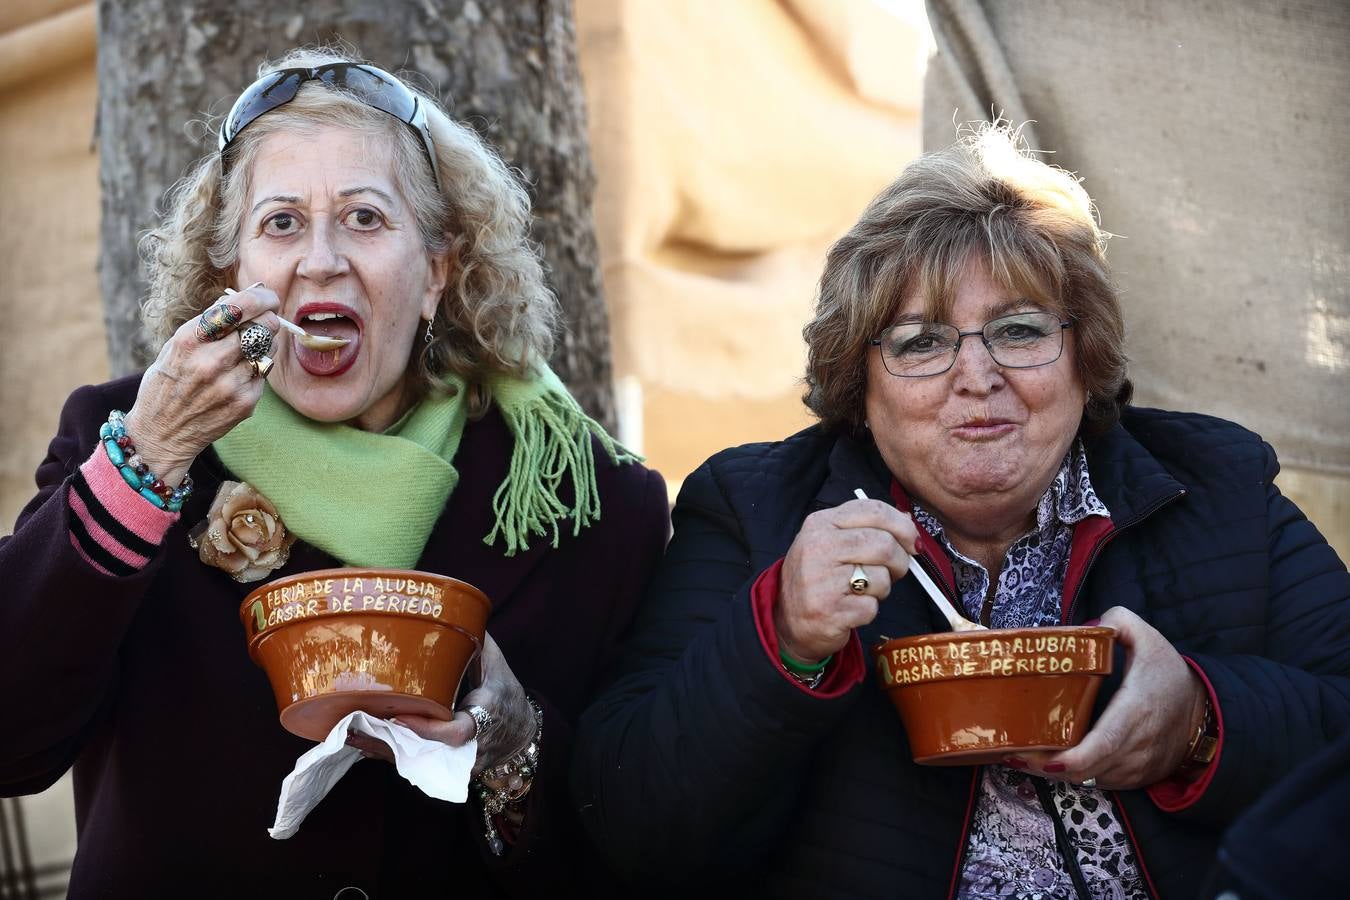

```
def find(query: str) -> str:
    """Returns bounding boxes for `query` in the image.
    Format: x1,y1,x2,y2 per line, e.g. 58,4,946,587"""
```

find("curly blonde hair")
139,47,557,416
802,123,1131,436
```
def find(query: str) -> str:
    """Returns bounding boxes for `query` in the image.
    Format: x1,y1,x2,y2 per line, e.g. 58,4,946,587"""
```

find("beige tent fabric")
576,0,926,482
0,28,106,531
0,6,99,892
924,0,1350,477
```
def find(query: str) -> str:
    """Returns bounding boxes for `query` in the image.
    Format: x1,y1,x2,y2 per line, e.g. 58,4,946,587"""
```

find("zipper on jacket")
914,553,959,608
1033,777,1092,900
1064,489,1185,626
945,768,982,900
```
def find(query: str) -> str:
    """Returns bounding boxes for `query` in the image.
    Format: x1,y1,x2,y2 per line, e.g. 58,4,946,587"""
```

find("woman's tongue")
295,317,361,376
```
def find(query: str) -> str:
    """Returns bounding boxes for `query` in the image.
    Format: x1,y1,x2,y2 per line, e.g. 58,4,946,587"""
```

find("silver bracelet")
782,665,826,690
474,698,543,855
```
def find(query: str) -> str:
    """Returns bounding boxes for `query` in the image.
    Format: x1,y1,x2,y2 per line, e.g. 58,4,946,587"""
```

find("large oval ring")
849,565,869,595
465,705,494,740
239,322,274,362
196,301,243,343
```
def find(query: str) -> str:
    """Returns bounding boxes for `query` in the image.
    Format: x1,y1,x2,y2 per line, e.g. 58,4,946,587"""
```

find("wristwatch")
1180,695,1219,771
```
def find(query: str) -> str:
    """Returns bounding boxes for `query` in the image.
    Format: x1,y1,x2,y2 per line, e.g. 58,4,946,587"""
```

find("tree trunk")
97,0,616,431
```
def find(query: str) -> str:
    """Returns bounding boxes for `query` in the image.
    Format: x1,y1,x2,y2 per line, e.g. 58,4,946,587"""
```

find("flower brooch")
188,481,296,582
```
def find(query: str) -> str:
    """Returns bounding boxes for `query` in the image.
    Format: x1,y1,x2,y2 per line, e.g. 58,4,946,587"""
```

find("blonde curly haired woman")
0,48,667,899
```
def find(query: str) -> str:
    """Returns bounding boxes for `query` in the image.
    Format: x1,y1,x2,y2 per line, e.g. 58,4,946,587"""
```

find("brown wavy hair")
802,124,1131,436
139,47,557,416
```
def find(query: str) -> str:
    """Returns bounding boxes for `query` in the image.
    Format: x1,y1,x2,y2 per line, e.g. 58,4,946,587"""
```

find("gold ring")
248,355,274,379
849,565,869,594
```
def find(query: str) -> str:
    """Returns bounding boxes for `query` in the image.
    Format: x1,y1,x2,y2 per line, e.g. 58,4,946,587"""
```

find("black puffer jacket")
573,408,1350,899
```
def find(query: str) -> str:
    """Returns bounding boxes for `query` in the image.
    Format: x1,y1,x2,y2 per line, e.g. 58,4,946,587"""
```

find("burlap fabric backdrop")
924,0,1348,476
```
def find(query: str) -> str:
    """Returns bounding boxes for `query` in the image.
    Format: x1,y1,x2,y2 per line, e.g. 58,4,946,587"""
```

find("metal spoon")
853,488,987,632
223,287,351,351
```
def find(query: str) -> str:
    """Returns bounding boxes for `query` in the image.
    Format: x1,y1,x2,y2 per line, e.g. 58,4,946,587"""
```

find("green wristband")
779,647,831,675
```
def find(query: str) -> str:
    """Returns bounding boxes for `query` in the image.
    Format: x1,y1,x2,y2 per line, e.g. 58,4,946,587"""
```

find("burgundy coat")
0,375,669,900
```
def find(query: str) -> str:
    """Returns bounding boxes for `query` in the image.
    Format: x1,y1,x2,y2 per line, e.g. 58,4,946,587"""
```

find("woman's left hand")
345,633,538,775
1010,606,1208,790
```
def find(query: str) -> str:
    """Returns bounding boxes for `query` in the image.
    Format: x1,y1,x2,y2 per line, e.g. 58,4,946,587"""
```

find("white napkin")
269,710,477,839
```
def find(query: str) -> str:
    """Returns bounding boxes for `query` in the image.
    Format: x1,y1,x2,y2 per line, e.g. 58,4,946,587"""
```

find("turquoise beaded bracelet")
100,410,194,513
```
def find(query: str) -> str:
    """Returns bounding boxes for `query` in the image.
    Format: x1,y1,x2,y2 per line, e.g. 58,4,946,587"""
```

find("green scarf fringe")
486,377,640,555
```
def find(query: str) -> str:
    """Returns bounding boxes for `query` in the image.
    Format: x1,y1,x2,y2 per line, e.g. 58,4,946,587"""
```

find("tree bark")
97,0,616,431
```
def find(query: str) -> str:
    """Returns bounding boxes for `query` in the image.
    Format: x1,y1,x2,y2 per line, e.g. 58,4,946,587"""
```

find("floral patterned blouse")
912,441,1148,900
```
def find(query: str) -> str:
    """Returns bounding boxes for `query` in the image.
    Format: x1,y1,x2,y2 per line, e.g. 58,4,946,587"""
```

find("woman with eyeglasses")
572,125,1350,899
0,49,668,898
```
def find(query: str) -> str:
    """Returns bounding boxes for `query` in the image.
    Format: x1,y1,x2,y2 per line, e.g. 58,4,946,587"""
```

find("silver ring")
239,322,274,362
465,704,494,740
1080,776,1097,789
849,565,869,594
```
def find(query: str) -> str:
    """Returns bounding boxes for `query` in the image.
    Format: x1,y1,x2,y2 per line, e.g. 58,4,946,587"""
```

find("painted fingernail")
1084,618,1102,627
1002,757,1028,769
1043,763,1067,773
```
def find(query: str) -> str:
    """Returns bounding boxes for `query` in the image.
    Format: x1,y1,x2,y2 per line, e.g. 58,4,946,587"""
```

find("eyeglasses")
218,63,441,190
870,311,1073,377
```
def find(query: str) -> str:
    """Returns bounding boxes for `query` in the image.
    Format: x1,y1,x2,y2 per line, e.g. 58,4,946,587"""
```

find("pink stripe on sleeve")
67,530,120,577
79,446,179,544
68,484,154,570
66,444,180,576
80,445,180,542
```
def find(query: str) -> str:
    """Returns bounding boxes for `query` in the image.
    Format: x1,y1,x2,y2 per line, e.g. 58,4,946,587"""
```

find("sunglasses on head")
217,63,442,190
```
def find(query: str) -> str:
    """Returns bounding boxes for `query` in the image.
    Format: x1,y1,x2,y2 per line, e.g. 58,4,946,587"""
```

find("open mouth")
293,303,363,376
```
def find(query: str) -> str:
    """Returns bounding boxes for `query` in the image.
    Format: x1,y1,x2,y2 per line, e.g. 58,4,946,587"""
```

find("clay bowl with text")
873,625,1116,765
240,568,491,741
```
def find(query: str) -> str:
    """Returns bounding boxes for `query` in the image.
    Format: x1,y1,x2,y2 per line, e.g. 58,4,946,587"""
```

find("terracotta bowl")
873,626,1115,765
240,568,491,741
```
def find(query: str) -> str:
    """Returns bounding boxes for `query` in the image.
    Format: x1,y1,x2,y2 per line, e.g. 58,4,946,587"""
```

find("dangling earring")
423,318,435,344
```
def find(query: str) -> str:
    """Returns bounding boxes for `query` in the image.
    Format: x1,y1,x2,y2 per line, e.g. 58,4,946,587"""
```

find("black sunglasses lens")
224,71,304,144
318,65,416,121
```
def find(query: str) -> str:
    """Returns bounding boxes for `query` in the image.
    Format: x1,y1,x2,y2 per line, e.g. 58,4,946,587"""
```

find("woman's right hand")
124,284,280,485
776,497,919,663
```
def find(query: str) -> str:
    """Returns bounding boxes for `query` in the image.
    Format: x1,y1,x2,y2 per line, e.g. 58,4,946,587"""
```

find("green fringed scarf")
212,364,638,567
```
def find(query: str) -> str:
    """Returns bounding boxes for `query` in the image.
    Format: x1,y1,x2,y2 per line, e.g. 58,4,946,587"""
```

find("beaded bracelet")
100,410,194,513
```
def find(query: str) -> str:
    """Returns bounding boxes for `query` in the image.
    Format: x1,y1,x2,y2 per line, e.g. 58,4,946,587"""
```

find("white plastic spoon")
854,487,986,632
223,287,350,351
